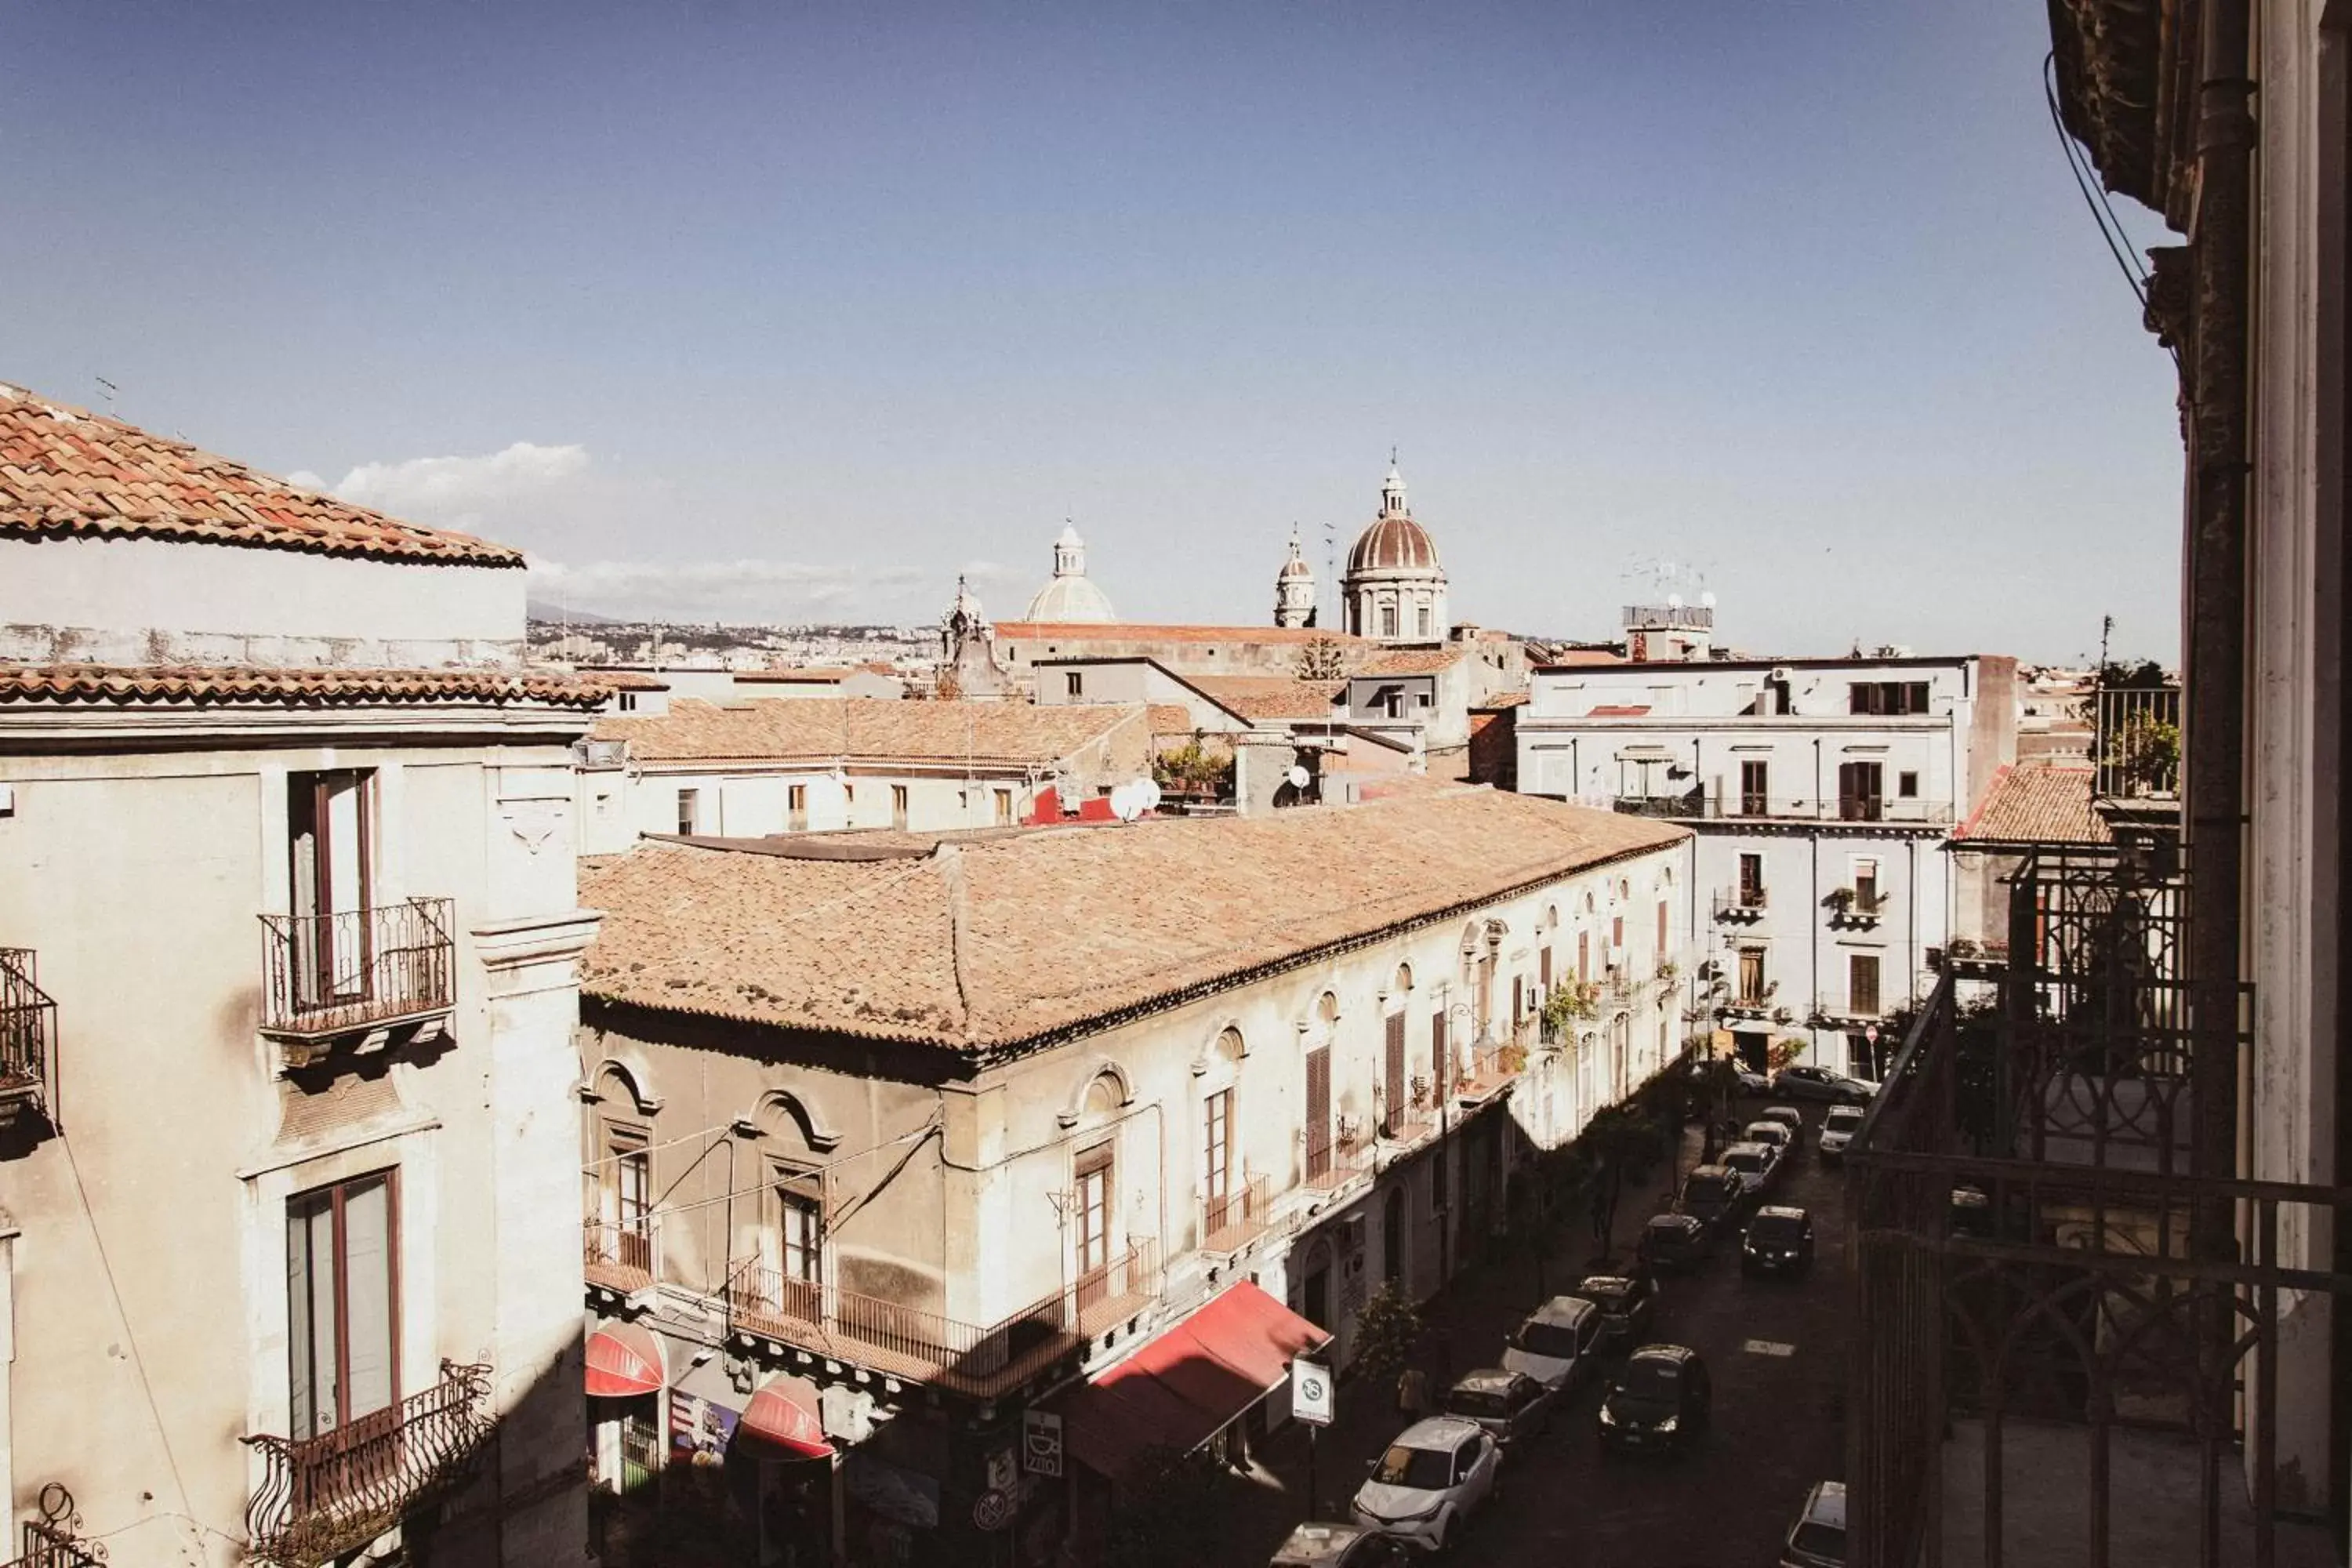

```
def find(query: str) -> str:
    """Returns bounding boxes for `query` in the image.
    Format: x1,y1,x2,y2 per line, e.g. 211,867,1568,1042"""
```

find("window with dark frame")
1898,770,1920,798
676,787,700,837
1065,671,1083,698
1737,946,1767,1004
1075,1145,1113,1277
289,768,376,1009
287,1171,398,1441
1381,604,1398,637
1849,953,1882,1016
891,785,909,829
1739,758,1769,815
1203,1088,1232,1210
1837,760,1885,822
1854,858,1881,910
1738,851,1765,906
788,784,808,832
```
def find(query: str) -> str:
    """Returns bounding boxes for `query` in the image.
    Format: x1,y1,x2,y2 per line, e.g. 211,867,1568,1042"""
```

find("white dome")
1025,573,1117,622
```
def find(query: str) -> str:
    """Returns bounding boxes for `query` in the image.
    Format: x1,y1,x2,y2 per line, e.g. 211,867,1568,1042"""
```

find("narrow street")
1236,1104,1850,1564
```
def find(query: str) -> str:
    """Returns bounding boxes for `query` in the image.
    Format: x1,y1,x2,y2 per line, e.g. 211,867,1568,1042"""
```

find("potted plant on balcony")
1541,979,1601,1037
1827,886,1857,916
1654,956,1679,985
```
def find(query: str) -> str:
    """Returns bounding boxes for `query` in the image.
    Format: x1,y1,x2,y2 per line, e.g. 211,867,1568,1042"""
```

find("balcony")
1827,888,1889,928
583,1218,659,1305
2092,682,2182,800
260,898,456,1050
4,1485,104,1568
0,949,59,1131
1200,1174,1272,1254
244,1361,493,1568
727,1238,1162,1400
1304,1123,1373,1191
1455,1039,1527,1105
1711,887,1768,923
1381,1076,1439,1144
1614,793,1954,826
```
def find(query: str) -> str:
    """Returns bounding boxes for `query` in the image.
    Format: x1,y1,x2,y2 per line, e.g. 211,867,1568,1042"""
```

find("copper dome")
1346,514,1441,574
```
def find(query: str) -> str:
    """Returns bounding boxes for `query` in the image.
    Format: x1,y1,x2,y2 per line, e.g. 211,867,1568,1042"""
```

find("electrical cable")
2043,50,2158,318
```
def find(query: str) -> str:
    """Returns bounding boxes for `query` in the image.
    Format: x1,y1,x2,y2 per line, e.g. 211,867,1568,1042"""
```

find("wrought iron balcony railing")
0,949,59,1131
1613,792,1955,825
727,1238,1161,1399
1711,887,1768,921
245,1360,492,1568
260,898,456,1041
2092,683,2182,800
2,1483,106,1567
583,1217,659,1299
1304,1123,1373,1189
1201,1174,1271,1254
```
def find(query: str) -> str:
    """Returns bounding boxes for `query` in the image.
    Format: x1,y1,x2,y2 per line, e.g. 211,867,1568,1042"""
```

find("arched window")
1392,963,1414,993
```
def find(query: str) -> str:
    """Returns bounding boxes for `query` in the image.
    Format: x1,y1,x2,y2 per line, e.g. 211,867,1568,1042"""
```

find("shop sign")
668,1391,739,1468
1022,1409,1064,1478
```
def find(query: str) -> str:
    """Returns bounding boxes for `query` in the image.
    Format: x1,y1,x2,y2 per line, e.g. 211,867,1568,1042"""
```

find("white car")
1500,1294,1604,1393
1817,1104,1867,1163
1743,1120,1795,1165
1721,1141,1777,1199
1352,1416,1501,1555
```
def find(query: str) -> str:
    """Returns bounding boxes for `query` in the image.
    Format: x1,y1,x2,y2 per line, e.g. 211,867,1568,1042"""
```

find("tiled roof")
1146,703,1200,734
1531,649,1628,668
579,786,1690,1051
1358,647,1466,676
597,670,671,691
1954,764,2111,847
0,382,524,566
0,662,610,710
593,697,1145,764
734,667,858,684
996,622,1367,647
1474,691,1530,710
1183,677,1343,721
1589,704,1653,717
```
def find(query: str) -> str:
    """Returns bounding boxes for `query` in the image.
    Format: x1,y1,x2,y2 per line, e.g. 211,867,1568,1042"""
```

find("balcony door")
289,770,374,1009
1383,1011,1407,1134
1074,1145,1113,1282
758,1177,823,1321
1304,1046,1333,1178
1740,759,1769,815
599,1131,652,1276
1838,760,1885,822
288,1172,398,1444
1738,852,1766,906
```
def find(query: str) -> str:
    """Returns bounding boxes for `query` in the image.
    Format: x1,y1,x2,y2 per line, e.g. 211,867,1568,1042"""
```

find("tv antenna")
94,376,118,416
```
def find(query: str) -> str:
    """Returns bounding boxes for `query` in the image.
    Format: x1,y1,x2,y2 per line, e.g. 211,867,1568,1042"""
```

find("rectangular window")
779,1190,822,1283
617,691,639,713
1417,605,1432,638
1381,604,1398,638
676,787,701,837
1065,671,1083,698
1075,1146,1113,1276
1739,759,1769,816
1837,760,1884,822
788,784,808,833
1577,931,1589,982
994,789,1014,826
1656,899,1669,953
1539,946,1552,991
288,1172,398,1440
602,1129,652,1254
891,785,909,829
1847,681,1933,716
1849,953,1882,1016
289,768,376,1007
1304,1046,1333,1178
1384,1011,1407,1134
1853,858,1881,910
1203,1090,1232,1207
1738,852,1765,905
1611,914,1624,950
1737,947,1766,1004
1416,691,1432,709
1898,770,1920,798
1385,691,1404,720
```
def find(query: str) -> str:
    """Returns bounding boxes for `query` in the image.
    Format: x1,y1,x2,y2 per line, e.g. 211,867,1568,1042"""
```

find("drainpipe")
1812,737,1824,1067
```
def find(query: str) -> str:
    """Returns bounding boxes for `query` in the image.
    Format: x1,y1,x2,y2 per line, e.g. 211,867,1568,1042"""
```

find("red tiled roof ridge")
1955,762,2109,846
0,662,610,710
0,381,523,566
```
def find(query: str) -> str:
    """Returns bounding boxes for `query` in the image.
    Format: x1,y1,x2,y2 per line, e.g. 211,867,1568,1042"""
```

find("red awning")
1055,1281,1330,1485
586,1320,666,1399
738,1375,834,1459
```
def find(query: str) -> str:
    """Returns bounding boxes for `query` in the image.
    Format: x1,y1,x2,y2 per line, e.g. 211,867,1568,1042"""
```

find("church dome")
1022,521,1116,622
1347,514,1441,574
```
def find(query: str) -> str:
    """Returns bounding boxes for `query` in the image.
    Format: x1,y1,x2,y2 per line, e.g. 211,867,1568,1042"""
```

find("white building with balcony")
1516,648,2018,1079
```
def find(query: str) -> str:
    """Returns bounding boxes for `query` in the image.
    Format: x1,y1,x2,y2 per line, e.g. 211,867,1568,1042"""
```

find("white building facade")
1516,652,2017,1078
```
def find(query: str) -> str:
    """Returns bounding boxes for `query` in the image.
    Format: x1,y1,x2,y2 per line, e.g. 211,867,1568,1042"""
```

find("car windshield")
1373,1444,1454,1491
1748,1126,1786,1143
1726,1151,1766,1174
1825,1108,1865,1131
1445,1386,1512,1418
1683,1175,1735,1204
1615,1359,1682,1403
1512,1320,1583,1359
1751,1214,1806,1243
1577,1279,1632,1305
1792,1520,1846,1557
1646,1219,1693,1241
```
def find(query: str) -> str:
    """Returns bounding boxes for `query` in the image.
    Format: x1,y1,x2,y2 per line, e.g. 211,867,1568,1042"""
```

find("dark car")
1442,1367,1556,1450
1638,1212,1711,1273
1271,1522,1411,1568
1564,1272,1657,1352
1773,1064,1875,1105
1596,1343,1711,1455
1675,1164,1750,1232
1780,1480,1848,1567
1741,1204,1817,1278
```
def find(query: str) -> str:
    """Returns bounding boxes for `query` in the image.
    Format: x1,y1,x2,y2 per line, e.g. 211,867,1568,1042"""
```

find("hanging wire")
2043,50,2154,314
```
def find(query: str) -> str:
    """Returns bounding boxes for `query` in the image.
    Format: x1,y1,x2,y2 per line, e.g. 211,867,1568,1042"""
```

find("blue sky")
2,2,2181,661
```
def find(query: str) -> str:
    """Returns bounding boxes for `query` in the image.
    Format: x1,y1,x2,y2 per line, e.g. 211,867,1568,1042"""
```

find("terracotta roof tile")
0,662,609,710
579,787,1690,1051
1182,677,1344,721
1475,691,1530,710
0,382,523,566
593,697,1146,765
1359,648,1467,676
1954,764,2111,847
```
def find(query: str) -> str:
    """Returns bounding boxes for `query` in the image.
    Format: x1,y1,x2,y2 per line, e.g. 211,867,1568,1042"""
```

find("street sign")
1865,1025,1880,1044
1022,1409,1064,1478
972,1488,1015,1531
985,1446,1016,1494
1291,1358,1334,1426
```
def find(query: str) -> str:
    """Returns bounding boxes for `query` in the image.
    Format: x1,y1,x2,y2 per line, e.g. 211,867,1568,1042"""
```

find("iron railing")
1201,1174,1271,1254
1613,792,1955,824
583,1217,659,1296
1843,852,2352,1568
0,949,59,1129
2092,684,2182,800
1305,1124,1372,1189
2,1485,106,1568
1622,604,1715,630
245,1360,493,1568
260,898,456,1039
728,1239,1161,1399
1711,887,1768,921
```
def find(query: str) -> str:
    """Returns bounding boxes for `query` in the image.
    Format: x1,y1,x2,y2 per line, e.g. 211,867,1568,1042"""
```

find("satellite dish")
1700,590,1718,609
1137,778,1163,812
1287,765,1312,790
1109,782,1145,823
1667,592,1683,609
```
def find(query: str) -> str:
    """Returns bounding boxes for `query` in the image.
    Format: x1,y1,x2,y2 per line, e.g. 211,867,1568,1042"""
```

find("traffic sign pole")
1306,1423,1319,1520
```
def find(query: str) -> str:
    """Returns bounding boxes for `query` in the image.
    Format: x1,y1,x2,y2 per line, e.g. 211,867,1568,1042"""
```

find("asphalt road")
1431,1125,1850,1566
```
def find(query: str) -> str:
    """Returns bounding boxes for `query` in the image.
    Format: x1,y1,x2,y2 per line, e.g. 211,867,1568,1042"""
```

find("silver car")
1781,1480,1848,1566
1817,1104,1867,1163
1352,1416,1502,1555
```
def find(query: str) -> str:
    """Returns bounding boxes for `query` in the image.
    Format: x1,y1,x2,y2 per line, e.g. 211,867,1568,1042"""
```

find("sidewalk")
1227,1125,1711,1561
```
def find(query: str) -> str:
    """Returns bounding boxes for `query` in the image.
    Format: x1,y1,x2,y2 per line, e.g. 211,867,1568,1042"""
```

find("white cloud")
325,441,590,527
528,556,895,622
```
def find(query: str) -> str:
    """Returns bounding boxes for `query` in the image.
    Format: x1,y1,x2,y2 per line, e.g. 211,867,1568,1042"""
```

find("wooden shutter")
1385,1013,1406,1131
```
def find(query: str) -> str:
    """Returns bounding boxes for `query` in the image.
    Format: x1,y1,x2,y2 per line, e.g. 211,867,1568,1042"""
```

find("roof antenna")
94,376,118,416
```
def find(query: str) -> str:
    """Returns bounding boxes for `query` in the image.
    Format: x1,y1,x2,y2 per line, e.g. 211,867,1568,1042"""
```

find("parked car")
1501,1295,1605,1394
1563,1273,1658,1353
1720,1142,1777,1200
1595,1343,1711,1455
1352,1417,1501,1555
1734,1061,1771,1094
1742,1204,1817,1278
1759,1104,1807,1151
1442,1367,1556,1450
1743,1120,1795,1166
1780,1480,1849,1567
1271,1523,1412,1567
1675,1164,1751,1232
1773,1064,1875,1105
1817,1104,1867,1163
1638,1212,1711,1273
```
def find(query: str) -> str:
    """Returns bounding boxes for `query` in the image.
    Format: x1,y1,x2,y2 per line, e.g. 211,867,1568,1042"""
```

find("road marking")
1743,1338,1796,1357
